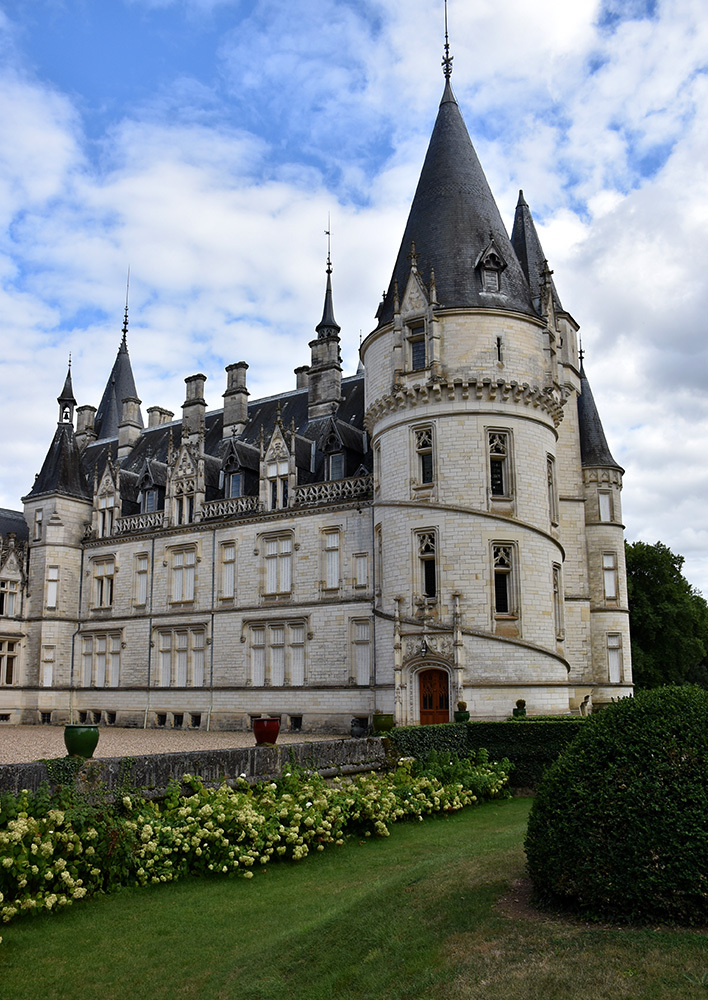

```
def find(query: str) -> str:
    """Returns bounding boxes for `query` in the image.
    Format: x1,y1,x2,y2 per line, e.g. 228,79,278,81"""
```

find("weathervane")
325,214,332,274
122,266,130,346
442,0,453,80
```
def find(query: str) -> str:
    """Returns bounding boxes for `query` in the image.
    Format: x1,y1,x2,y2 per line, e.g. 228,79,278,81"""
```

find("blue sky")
2,0,708,592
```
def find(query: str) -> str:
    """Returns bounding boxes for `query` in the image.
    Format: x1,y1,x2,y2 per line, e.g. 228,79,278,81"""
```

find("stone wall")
0,736,386,797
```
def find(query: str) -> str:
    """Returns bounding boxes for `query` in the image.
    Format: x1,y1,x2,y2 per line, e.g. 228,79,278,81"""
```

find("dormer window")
98,496,115,538
408,322,426,370
226,472,243,498
327,454,344,481
267,461,289,510
476,238,507,294
140,489,157,514
482,266,500,292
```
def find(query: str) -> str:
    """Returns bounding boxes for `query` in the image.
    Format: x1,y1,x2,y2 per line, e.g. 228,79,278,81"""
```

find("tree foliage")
626,540,708,688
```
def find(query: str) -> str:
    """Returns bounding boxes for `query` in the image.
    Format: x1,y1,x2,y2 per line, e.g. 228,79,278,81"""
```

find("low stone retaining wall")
0,737,387,798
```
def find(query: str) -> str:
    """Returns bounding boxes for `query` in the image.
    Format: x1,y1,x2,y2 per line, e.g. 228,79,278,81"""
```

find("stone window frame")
0,579,19,617
167,545,198,605
219,540,237,601
407,320,427,372
46,565,59,610
260,531,294,599
487,428,514,502
92,556,116,610
602,551,618,603
40,644,54,687
133,552,150,608
350,617,372,686
33,509,43,542
598,490,613,523
353,552,369,589
411,423,436,495
247,619,307,687
0,637,19,685
607,632,623,683
155,626,207,688
552,563,565,641
97,494,116,539
547,455,559,527
321,527,341,593
414,528,438,604
81,631,122,688
491,541,519,622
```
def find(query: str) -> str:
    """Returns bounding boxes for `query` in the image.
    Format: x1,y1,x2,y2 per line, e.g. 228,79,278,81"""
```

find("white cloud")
1,0,708,600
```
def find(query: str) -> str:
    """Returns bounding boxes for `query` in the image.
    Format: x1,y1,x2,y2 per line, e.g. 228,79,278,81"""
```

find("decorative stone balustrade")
201,496,262,519
291,475,373,507
114,511,164,534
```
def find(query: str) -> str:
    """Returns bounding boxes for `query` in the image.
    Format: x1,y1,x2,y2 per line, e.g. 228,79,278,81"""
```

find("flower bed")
0,750,509,937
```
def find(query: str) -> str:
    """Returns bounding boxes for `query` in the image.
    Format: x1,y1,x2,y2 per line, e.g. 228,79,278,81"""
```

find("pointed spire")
510,190,563,314
25,362,90,501
94,286,144,440
376,80,534,328
577,360,623,472
315,226,341,339
57,357,77,424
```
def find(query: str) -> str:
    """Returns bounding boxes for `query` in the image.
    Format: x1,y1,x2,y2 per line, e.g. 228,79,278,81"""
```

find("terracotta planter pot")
63,724,100,758
253,717,280,745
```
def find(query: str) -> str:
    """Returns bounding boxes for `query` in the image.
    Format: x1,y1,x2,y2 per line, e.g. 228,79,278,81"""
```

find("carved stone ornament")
402,632,453,663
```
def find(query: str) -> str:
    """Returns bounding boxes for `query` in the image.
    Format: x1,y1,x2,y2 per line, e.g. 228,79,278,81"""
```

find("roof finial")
442,0,453,80
121,266,130,349
579,339,585,367
325,215,332,275
68,352,72,368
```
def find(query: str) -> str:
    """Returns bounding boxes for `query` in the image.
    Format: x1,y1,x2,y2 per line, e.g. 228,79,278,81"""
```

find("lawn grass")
1,798,707,999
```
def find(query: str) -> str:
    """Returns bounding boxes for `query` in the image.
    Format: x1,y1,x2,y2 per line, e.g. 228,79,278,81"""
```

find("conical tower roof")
24,370,91,501
577,362,623,472
315,261,341,339
376,81,535,328
510,190,563,313
94,312,143,441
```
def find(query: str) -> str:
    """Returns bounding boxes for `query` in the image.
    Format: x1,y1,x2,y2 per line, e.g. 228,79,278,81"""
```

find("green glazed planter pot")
64,724,100,758
454,711,470,723
372,713,395,733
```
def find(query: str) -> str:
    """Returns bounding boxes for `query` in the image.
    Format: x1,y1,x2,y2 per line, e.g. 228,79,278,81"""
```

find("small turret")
57,361,76,425
308,250,342,422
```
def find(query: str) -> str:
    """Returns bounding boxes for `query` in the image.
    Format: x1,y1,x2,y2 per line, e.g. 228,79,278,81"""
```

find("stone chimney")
182,374,207,441
295,366,310,390
118,396,143,460
222,362,249,439
75,405,97,451
147,406,175,428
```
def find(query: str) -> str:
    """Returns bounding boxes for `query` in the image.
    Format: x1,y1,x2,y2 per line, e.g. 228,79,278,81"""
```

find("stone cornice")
364,375,565,432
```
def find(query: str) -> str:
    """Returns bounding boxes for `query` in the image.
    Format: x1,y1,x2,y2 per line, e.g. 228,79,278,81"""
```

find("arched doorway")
419,668,450,725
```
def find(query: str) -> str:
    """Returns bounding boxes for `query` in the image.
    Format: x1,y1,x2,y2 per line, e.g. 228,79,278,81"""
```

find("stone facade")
0,72,632,730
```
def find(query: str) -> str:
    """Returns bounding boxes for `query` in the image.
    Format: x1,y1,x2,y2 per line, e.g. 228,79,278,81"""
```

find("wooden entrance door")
419,668,450,725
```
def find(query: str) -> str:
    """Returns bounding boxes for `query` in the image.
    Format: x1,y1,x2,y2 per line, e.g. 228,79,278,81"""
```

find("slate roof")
510,190,563,313
24,422,92,502
0,508,29,541
577,364,623,471
376,81,536,328
77,373,369,505
94,334,143,441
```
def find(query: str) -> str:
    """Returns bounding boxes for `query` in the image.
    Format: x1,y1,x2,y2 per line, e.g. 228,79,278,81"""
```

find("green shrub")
525,687,708,924
466,720,585,787
388,722,469,759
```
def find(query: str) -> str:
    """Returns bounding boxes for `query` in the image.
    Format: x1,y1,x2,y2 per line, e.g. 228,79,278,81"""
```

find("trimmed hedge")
385,723,469,760
525,687,708,924
388,718,585,787
466,720,585,787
